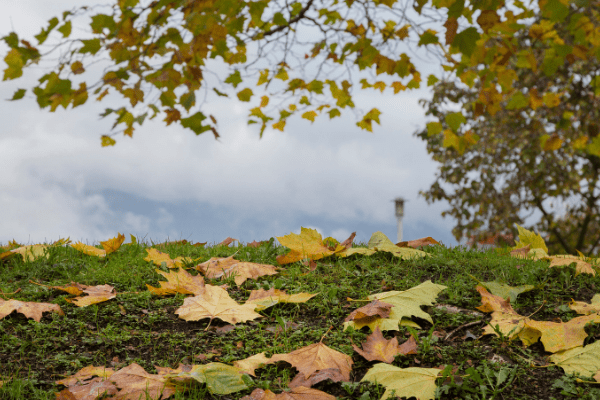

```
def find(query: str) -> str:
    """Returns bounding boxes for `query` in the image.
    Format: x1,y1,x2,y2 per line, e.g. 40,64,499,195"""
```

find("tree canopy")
3,0,598,156
414,1,600,256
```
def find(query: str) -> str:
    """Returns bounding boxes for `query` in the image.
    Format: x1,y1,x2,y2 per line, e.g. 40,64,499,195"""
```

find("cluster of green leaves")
2,0,599,158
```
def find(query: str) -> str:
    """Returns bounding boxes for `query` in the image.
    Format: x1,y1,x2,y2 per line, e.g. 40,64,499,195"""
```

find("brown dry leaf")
548,255,596,276
55,365,115,387
56,363,177,400
344,300,393,323
245,288,318,311
0,298,64,322
62,283,117,307
233,352,273,376
197,255,279,285
339,232,357,249
247,240,266,248
288,368,346,388
395,236,441,248
352,327,417,363
147,268,205,296
270,342,353,381
241,387,336,400
144,248,195,269
218,237,238,246
175,284,262,326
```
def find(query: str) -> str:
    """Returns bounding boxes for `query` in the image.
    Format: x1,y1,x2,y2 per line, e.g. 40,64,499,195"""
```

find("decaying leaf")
245,288,318,311
353,326,418,363
175,284,261,326
276,227,346,265
0,298,64,322
361,363,441,400
270,342,353,382
196,255,278,285
147,268,205,296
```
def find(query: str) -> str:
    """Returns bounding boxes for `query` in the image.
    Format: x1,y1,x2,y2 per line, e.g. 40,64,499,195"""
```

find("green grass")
0,237,599,399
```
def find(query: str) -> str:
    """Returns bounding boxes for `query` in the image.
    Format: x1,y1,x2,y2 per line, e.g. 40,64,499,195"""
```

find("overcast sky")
1,1,541,248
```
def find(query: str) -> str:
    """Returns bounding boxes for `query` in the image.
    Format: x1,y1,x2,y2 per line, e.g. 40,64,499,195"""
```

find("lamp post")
394,197,406,243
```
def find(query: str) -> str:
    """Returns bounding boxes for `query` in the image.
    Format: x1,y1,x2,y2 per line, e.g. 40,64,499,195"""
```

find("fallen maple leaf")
270,341,353,381
353,327,418,363
58,283,117,307
288,368,346,388
275,227,345,265
548,254,596,276
233,352,272,376
344,299,393,324
165,362,249,395
336,231,431,260
241,387,336,400
144,248,195,269
0,298,64,322
245,288,318,311
196,255,279,285
71,233,126,258
175,284,262,326
56,363,177,400
470,276,536,303
570,294,600,315
146,268,205,296
361,363,441,400
395,236,441,248
217,237,238,246
550,340,600,379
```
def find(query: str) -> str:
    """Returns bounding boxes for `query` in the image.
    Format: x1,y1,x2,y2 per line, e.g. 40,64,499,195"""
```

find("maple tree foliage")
413,2,600,256
3,0,599,156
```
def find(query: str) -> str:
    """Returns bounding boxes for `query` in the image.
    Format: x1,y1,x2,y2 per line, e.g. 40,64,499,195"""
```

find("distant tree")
3,0,599,156
413,2,600,256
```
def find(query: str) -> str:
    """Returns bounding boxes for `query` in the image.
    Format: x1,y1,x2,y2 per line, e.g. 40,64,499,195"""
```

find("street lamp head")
394,197,406,217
